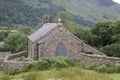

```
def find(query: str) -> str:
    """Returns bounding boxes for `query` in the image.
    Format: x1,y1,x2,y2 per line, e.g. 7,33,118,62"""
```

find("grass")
0,67,114,80
107,73,120,80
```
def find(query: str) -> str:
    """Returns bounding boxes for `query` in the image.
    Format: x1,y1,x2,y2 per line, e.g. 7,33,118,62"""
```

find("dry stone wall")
2,51,35,73
2,51,120,72
74,53,120,67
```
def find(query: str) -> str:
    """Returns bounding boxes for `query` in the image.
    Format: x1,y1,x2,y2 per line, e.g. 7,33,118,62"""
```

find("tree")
19,27,35,35
90,22,112,47
90,20,120,57
2,31,27,53
0,31,11,41
100,43,120,57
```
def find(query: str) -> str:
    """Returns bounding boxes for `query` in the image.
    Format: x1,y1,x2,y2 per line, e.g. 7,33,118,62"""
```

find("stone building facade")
28,23,105,60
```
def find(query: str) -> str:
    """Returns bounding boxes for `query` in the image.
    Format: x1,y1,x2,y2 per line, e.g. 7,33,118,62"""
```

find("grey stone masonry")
74,53,120,67
28,23,105,60
2,51,35,73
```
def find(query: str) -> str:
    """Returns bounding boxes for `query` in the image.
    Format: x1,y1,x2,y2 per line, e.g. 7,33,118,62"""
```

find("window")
56,42,67,56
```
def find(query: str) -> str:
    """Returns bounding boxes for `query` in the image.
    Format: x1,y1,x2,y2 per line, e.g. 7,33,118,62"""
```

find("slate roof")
28,23,58,42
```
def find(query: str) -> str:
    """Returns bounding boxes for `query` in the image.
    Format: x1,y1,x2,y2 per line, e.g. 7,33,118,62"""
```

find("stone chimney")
43,13,52,23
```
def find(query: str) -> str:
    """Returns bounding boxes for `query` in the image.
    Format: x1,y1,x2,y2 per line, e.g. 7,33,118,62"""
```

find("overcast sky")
113,0,120,4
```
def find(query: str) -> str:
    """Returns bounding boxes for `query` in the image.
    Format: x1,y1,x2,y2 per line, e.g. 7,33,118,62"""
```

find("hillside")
52,0,120,26
0,0,120,28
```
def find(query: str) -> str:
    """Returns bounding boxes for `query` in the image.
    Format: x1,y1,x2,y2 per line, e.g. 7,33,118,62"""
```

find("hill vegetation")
0,0,40,27
0,0,120,29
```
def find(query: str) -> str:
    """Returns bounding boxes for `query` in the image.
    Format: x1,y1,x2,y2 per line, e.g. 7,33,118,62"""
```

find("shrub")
95,64,116,73
8,69,21,75
115,65,120,73
106,67,116,73
33,57,51,71
95,64,108,73
23,64,34,72
51,56,74,68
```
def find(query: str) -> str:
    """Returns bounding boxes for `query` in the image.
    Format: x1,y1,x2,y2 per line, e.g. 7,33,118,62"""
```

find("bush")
95,64,108,73
100,43,120,57
116,65,120,73
33,57,52,71
51,56,74,68
95,64,116,73
23,64,34,72
106,67,116,73
8,69,21,75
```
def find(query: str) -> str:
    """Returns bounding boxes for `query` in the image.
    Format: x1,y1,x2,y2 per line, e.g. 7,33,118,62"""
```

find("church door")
56,42,67,56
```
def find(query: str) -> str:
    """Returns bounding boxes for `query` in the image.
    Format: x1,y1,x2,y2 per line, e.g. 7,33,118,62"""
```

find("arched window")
56,42,67,56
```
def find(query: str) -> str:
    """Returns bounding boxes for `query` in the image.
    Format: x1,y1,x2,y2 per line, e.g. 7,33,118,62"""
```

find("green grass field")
1,67,120,80
107,73,120,80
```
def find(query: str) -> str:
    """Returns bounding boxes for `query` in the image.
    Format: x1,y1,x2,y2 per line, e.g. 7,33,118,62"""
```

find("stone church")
28,23,105,60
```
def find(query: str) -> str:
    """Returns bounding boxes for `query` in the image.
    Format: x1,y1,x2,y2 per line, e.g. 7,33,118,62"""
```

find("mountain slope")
52,0,120,26
0,0,120,28
0,0,40,26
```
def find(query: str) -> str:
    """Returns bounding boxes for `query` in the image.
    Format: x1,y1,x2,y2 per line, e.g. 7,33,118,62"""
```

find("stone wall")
5,51,28,60
74,53,120,67
2,51,120,72
2,51,35,73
